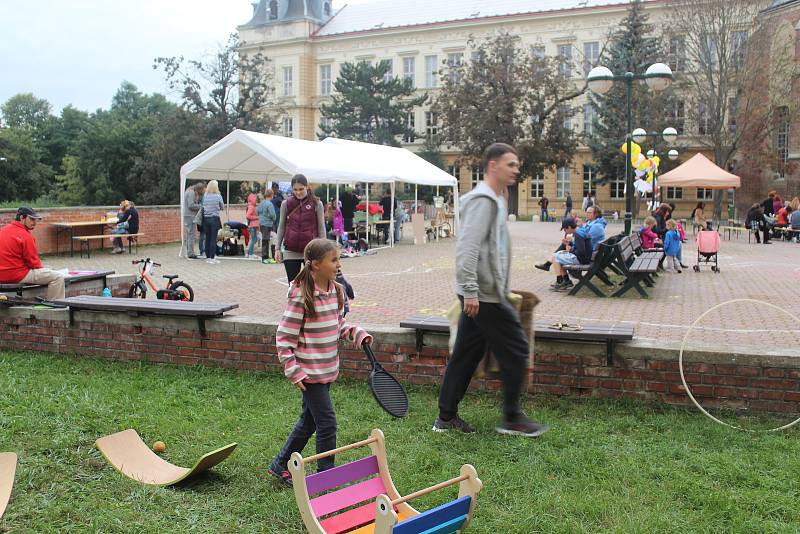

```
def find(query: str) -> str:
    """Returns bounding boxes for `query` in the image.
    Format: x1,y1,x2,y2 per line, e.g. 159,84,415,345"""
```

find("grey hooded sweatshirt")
455,181,511,303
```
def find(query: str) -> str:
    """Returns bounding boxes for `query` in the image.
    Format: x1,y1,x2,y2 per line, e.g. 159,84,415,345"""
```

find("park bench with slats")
0,271,115,297
399,314,633,365
608,237,659,298
53,295,238,336
563,236,618,297
73,234,144,258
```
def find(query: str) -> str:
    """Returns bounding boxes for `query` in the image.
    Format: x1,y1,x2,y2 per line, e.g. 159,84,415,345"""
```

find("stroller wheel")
714,267,720,273
693,265,700,272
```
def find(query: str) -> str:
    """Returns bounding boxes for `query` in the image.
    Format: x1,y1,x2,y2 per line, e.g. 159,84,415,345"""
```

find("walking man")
564,192,573,218
433,143,549,438
538,195,549,222
183,181,205,258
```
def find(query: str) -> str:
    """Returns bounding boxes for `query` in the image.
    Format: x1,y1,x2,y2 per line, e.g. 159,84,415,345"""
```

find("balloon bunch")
621,142,661,194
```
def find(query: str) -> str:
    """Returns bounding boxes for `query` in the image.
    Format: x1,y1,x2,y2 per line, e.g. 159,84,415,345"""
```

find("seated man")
0,207,65,300
550,206,607,292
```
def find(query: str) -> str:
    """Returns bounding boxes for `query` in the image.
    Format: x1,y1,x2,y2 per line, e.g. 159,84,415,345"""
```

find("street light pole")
624,73,634,234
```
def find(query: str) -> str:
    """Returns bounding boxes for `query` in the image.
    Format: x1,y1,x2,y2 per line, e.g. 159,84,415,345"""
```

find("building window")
319,64,331,96
666,187,683,200
732,31,748,70
701,34,718,69
324,2,331,17
531,45,546,60
382,59,394,83
728,97,738,134
269,0,278,20
319,116,333,134
610,175,625,199
447,52,464,84
668,36,686,72
471,165,484,189
583,103,597,136
582,165,596,197
583,41,599,75
282,117,294,138
425,55,438,88
697,188,713,200
556,167,571,198
670,100,685,135
403,57,415,87
698,102,709,135
557,44,573,78
282,66,293,97
403,112,415,143
776,106,790,178
448,165,460,179
425,111,438,139
561,105,572,131
530,175,544,198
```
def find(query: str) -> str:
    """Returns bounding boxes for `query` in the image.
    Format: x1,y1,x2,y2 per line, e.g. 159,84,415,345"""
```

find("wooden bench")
400,314,634,365
53,295,238,336
0,271,115,297
72,233,144,258
718,225,744,241
609,238,659,298
563,236,617,297
628,232,665,272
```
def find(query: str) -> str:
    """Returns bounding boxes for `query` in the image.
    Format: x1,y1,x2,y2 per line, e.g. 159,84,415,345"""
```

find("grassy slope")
0,351,798,533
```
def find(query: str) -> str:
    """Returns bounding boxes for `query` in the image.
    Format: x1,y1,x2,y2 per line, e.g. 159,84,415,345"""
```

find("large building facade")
238,0,798,218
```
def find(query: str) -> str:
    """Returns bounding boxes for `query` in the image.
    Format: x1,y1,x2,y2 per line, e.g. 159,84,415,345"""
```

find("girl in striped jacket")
268,238,371,486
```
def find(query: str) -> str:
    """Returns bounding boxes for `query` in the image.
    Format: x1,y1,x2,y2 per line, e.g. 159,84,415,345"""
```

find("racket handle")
362,341,377,364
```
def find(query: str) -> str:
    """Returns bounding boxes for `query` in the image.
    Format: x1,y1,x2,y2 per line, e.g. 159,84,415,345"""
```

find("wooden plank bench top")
629,257,660,273
53,295,237,316
72,233,144,240
0,271,115,296
400,314,633,364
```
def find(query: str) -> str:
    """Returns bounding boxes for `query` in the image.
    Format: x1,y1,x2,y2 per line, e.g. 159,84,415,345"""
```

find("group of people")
745,191,800,244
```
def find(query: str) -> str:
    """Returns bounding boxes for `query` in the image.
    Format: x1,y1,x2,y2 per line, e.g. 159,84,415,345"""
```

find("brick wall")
1,308,798,414
0,205,247,255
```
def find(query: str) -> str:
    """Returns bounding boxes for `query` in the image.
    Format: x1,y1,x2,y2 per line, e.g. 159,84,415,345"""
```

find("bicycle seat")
162,274,178,280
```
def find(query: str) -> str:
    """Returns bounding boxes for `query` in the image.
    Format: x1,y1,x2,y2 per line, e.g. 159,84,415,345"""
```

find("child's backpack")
572,232,593,264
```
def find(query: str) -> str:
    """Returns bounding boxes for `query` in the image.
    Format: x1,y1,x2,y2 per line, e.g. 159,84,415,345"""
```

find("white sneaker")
213,258,221,264
206,259,215,264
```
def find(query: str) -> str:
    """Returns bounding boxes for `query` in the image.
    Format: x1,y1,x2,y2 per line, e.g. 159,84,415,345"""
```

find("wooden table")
718,226,744,240
0,270,114,296
51,220,115,257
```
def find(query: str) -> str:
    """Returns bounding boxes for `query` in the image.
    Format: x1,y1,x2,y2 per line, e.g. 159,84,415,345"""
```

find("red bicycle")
128,258,194,301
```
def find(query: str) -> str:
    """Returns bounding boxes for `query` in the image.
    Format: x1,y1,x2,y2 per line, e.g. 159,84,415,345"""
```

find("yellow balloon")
621,142,642,157
652,156,661,168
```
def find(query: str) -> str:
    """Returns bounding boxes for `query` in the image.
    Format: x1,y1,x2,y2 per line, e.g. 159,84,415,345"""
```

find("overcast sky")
0,0,375,114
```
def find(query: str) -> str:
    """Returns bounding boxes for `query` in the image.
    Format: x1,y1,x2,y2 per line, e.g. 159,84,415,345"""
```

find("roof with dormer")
314,0,643,37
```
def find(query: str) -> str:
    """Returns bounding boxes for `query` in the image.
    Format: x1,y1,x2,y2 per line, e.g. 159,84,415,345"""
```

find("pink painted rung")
310,476,386,518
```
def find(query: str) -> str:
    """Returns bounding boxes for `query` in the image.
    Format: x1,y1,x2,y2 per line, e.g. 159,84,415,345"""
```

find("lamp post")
630,130,679,209
587,63,674,234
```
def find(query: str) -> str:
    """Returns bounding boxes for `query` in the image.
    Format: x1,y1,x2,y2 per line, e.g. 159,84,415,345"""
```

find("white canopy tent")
179,129,459,255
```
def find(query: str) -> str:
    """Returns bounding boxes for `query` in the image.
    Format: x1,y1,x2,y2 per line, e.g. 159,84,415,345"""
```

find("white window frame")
776,106,790,178
530,175,544,198
666,187,683,200
697,188,713,201
583,103,596,135
319,64,332,96
425,55,438,88
447,52,464,85
403,57,415,87
531,45,546,60
382,59,394,83
556,167,571,198
582,164,596,197
610,176,625,199
668,36,686,73
403,112,415,143
282,117,294,138
471,165,484,189
583,41,599,75
282,66,293,97
557,44,573,78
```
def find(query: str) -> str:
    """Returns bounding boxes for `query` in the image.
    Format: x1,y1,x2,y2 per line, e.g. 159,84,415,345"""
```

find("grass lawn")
1,351,799,533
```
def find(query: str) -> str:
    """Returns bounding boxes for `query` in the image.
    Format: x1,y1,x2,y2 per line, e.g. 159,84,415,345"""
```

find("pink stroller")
694,229,721,273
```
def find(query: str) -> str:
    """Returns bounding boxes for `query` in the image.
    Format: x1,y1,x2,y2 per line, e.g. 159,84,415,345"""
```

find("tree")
664,0,799,216
0,127,53,201
0,93,52,131
319,60,427,145
155,33,281,139
587,0,677,187
434,32,582,181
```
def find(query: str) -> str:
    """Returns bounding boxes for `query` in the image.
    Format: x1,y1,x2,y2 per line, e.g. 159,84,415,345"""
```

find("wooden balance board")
0,452,17,519
95,429,236,486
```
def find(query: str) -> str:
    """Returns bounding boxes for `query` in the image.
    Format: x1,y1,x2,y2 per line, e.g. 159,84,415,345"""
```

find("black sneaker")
267,467,293,487
535,263,551,272
553,280,574,292
432,416,476,433
496,414,550,438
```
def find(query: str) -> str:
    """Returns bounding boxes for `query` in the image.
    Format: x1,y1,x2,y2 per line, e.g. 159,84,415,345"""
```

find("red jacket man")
0,207,65,300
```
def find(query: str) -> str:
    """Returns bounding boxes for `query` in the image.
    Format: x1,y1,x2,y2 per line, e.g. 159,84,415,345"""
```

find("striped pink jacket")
276,282,371,384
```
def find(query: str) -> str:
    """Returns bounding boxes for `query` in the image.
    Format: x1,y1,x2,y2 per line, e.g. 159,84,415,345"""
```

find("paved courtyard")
43,221,800,354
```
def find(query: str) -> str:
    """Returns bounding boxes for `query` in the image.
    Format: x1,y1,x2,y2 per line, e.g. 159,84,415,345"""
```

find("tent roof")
657,153,741,189
321,137,457,187
180,129,457,187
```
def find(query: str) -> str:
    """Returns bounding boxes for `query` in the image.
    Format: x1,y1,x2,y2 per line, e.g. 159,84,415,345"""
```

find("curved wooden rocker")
289,429,482,534
95,429,236,486
0,452,17,519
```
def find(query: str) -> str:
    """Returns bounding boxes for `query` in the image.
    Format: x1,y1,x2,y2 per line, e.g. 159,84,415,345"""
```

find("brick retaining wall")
1,309,798,414
0,205,246,255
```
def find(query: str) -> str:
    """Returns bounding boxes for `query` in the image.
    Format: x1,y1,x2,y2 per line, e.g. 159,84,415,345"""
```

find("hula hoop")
678,298,800,433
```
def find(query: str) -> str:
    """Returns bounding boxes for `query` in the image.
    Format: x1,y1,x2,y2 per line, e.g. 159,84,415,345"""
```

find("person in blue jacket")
662,219,682,273
550,206,607,292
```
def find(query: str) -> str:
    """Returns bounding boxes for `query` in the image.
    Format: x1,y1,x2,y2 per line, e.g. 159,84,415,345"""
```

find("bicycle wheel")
169,281,194,302
128,281,146,299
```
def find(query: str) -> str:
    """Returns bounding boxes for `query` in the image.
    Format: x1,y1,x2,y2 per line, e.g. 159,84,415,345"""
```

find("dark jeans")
344,218,354,232
382,218,391,243
438,296,528,421
284,259,303,283
541,208,548,222
197,225,205,255
260,225,272,259
271,382,337,473
202,216,221,258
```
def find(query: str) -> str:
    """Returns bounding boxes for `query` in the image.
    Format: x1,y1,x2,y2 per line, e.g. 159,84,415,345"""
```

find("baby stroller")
694,229,721,273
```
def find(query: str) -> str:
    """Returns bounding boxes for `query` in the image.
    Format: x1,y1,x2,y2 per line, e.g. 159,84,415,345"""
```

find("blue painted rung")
393,496,471,534
418,515,467,534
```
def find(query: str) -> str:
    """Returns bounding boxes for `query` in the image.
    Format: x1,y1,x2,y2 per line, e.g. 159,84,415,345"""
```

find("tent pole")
226,175,230,220
390,182,395,248
179,175,186,258
415,185,418,216
454,184,459,237
366,183,370,246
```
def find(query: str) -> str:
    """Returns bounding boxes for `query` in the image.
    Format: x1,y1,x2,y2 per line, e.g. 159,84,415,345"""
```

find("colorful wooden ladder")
289,429,482,534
